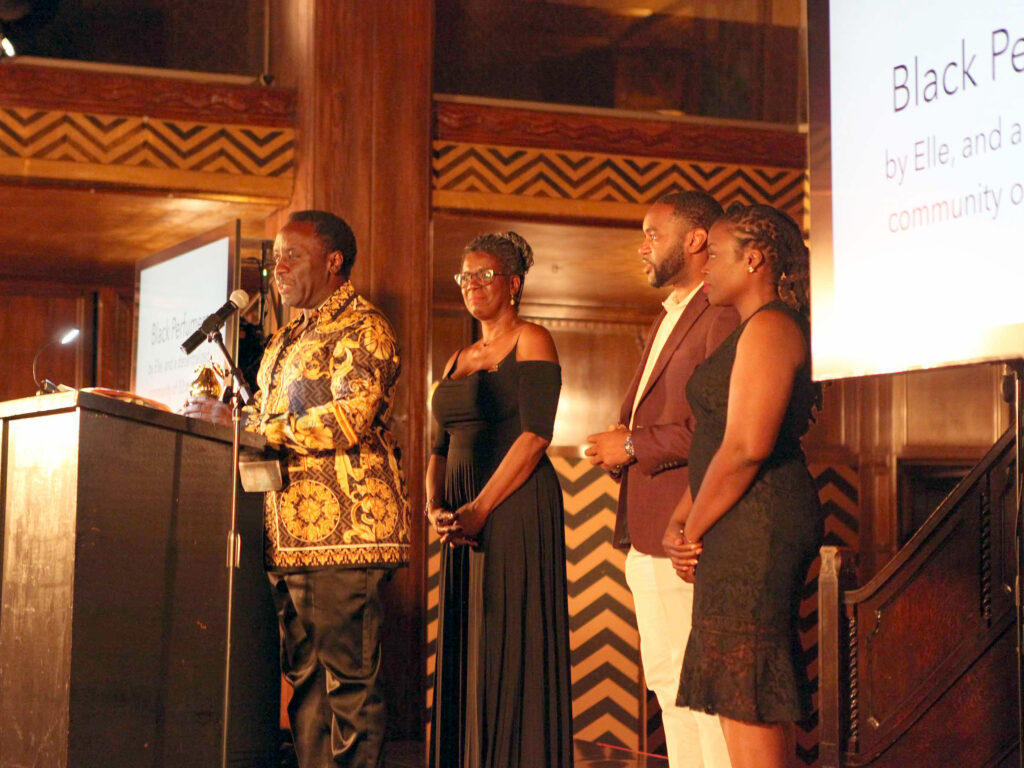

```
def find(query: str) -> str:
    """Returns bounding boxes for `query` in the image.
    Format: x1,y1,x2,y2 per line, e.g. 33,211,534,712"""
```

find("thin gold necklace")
481,319,519,347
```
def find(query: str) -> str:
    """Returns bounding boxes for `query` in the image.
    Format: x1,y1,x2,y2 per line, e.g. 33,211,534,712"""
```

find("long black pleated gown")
429,347,574,768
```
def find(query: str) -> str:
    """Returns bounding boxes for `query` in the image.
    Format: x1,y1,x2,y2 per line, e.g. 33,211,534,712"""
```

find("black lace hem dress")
676,301,822,723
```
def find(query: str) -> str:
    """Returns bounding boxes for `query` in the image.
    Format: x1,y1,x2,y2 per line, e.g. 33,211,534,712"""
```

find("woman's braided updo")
719,203,810,317
464,231,534,305
720,203,822,414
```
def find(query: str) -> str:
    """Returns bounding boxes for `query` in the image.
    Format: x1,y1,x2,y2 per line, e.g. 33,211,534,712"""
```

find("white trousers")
625,547,732,768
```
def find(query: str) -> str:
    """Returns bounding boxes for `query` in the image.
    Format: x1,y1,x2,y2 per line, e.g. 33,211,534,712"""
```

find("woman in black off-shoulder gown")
664,204,822,768
426,232,573,768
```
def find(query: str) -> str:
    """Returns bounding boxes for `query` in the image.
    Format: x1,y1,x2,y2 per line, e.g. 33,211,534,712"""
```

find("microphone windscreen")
229,289,250,309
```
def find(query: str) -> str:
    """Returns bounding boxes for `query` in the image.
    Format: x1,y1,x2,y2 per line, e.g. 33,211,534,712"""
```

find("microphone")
180,289,250,355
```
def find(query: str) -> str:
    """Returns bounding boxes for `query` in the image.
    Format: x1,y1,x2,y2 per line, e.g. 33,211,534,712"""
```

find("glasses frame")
453,268,509,287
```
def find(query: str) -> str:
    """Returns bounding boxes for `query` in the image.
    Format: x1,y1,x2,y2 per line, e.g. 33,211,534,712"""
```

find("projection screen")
808,0,1024,380
133,223,240,409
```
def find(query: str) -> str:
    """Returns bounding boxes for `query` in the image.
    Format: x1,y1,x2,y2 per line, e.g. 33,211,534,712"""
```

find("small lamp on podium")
33,327,80,394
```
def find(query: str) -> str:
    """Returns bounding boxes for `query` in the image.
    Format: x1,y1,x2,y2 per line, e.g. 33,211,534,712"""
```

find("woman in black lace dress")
663,204,821,768
426,232,573,768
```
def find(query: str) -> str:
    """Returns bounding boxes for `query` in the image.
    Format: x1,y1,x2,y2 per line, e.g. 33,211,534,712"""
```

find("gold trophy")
189,358,230,400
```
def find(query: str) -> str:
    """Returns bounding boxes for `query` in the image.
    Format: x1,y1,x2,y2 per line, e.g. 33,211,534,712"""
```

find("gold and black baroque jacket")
245,281,410,570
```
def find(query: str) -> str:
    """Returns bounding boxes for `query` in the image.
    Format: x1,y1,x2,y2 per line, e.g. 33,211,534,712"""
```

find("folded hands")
663,519,702,583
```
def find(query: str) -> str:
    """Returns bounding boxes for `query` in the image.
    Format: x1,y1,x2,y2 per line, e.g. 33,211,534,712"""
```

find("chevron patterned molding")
425,530,440,747
0,106,294,202
432,140,806,224
555,456,642,750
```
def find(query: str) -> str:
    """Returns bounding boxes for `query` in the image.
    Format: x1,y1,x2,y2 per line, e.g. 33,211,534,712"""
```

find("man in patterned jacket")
185,210,409,767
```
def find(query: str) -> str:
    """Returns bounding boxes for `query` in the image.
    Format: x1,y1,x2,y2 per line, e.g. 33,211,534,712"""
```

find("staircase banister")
844,427,1013,605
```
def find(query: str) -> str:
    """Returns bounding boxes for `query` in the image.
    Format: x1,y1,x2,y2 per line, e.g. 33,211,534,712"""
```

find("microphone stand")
206,328,253,768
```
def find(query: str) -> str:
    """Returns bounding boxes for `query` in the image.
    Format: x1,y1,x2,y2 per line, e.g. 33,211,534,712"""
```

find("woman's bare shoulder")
738,307,806,365
515,322,558,363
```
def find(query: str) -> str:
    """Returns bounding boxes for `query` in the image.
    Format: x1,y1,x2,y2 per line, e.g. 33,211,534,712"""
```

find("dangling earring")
510,295,516,306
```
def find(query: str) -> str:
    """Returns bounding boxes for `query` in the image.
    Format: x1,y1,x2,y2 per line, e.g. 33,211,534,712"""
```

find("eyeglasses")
453,268,508,287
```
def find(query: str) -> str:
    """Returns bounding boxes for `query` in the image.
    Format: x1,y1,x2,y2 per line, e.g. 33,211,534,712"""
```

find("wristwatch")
623,433,636,460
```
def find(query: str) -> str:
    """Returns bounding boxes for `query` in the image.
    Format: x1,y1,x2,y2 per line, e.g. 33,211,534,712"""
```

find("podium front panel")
0,394,278,768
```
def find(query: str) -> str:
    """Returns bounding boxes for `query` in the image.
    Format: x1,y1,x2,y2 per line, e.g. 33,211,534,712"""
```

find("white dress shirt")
630,283,702,427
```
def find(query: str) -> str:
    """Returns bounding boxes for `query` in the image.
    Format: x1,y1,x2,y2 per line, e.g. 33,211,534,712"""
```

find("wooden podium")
0,391,279,768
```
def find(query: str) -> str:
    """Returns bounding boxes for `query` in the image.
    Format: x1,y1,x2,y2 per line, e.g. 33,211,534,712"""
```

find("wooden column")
269,0,433,740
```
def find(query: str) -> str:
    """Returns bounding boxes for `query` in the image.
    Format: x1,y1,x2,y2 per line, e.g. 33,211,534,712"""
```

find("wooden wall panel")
0,280,135,404
530,318,648,447
434,7,801,124
794,362,1008,581
428,308,471,414
0,290,92,402
834,364,1009,579
95,288,135,392
269,0,434,740
803,379,858,461
895,365,1007,453
429,310,473,383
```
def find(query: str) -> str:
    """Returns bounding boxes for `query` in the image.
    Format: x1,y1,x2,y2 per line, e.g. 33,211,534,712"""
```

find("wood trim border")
0,157,292,203
432,189,648,224
435,100,807,169
0,61,295,127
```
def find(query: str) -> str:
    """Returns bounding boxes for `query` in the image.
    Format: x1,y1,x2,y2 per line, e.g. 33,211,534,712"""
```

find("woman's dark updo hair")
719,203,810,316
463,231,534,306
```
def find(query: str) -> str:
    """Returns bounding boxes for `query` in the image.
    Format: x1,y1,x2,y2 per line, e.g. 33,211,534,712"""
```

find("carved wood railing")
819,429,1019,768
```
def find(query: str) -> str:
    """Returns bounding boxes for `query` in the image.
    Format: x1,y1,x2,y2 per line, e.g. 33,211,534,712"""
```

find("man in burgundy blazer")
586,191,738,768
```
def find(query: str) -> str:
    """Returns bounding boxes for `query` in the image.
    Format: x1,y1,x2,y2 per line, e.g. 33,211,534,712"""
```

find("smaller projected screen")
134,236,231,408
811,0,1024,379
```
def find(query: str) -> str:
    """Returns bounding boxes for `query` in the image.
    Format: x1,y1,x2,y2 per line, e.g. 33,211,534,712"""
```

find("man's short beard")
649,246,686,288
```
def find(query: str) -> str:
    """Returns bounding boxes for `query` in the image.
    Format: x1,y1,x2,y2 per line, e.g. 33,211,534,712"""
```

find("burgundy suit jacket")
612,291,740,556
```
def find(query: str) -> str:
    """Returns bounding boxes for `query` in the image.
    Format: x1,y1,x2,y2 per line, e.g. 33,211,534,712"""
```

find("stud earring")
747,266,755,273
